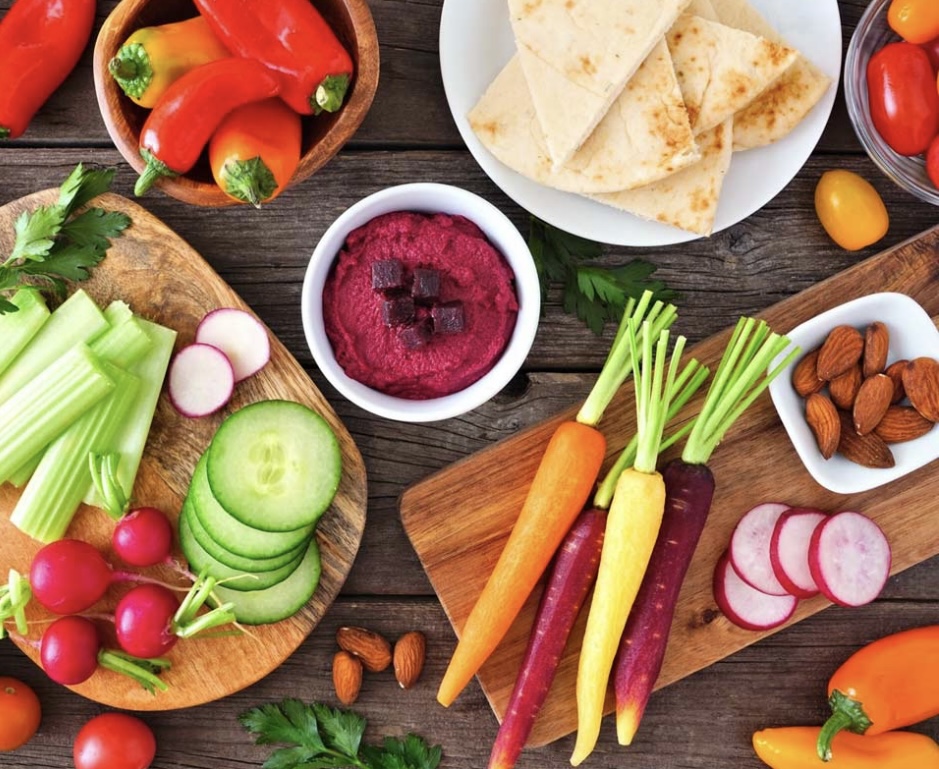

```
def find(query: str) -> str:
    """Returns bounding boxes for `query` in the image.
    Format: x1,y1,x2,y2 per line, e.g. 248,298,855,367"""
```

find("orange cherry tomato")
814,170,889,251
0,677,41,751
889,0,939,44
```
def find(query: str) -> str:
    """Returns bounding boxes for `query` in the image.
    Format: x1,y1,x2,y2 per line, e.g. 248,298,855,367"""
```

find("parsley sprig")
240,699,443,769
0,163,130,314
528,217,677,335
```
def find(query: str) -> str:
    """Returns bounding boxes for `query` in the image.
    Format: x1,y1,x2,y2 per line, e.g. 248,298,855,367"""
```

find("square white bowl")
769,292,939,494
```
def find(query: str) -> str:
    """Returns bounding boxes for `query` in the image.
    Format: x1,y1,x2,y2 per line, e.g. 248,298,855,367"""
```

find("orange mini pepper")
754,727,939,769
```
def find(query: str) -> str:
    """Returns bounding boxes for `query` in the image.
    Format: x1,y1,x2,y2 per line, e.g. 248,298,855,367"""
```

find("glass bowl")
845,0,939,205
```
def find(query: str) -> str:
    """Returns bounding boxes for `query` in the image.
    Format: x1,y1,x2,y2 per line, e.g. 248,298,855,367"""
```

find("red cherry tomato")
0,677,41,751
927,135,939,188
73,713,155,769
889,0,939,44
867,42,939,156
920,35,939,72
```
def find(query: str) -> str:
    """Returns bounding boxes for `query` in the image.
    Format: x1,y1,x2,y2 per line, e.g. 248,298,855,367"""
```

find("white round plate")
439,0,842,246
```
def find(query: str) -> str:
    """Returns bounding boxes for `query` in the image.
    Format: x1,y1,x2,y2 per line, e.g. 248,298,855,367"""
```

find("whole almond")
902,357,939,422
829,365,862,410
817,325,865,380
805,393,840,459
393,631,426,689
337,626,393,672
792,348,825,396
885,360,909,404
853,374,894,435
333,651,363,705
838,412,895,468
862,322,889,378
874,406,935,443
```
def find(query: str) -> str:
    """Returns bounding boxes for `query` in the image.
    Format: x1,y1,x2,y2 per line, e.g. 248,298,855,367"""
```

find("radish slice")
729,502,791,596
168,344,234,418
195,308,270,382
713,552,798,631
809,511,891,607
770,509,827,598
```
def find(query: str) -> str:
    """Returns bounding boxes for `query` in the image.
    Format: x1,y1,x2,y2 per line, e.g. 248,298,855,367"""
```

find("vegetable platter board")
0,190,368,710
401,227,939,746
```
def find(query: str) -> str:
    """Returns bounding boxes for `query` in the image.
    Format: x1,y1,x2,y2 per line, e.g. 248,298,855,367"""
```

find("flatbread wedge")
709,0,832,149
509,0,692,168
589,118,734,237
469,42,701,195
667,14,798,135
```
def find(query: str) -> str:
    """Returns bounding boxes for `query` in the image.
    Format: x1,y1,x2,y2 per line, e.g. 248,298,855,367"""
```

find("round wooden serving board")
0,190,368,710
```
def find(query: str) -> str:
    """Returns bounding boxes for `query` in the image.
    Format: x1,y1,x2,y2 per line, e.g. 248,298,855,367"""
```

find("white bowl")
301,183,540,422
769,292,939,494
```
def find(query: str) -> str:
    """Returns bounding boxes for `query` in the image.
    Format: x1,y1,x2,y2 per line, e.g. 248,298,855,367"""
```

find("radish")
770,508,827,598
113,507,174,568
195,308,270,382
729,502,791,597
808,511,891,607
167,343,235,418
713,552,798,631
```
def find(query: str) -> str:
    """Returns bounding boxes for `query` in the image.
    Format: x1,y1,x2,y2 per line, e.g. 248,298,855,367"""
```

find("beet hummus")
322,211,519,400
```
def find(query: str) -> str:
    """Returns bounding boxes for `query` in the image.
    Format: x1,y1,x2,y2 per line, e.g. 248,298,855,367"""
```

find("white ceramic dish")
439,0,842,246
301,183,540,422
769,293,939,494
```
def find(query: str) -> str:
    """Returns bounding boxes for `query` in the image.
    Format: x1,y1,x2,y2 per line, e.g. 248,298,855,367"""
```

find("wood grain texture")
401,229,939,746
0,190,368,710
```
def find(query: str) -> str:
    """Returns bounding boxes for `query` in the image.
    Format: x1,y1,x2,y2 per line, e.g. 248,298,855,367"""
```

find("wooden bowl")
93,0,379,206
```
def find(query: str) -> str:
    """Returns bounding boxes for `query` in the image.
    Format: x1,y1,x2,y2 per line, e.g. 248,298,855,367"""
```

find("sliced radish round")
809,511,891,607
195,308,270,382
713,552,798,631
168,343,235,418
729,502,791,596
770,508,827,598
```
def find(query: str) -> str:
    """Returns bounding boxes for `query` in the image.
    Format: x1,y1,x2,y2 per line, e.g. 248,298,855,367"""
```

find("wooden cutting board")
0,190,368,710
400,228,939,747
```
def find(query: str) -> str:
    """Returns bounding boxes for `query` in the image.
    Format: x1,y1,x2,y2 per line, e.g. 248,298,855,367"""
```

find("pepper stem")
135,149,175,196
816,690,873,761
98,650,170,694
108,43,154,101
313,74,351,114
220,156,278,208
0,127,9,140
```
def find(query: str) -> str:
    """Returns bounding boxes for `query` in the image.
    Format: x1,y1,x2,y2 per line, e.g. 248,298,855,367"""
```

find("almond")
874,406,935,443
852,374,894,435
838,412,895,468
817,325,865,380
902,357,939,422
792,348,825,396
862,321,889,378
333,651,363,705
336,626,393,672
805,393,840,459
393,631,426,689
829,365,862,410
885,360,909,404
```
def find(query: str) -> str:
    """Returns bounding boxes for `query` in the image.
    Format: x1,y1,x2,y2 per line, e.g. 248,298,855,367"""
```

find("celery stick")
84,318,176,507
0,290,50,377
0,289,108,406
11,365,141,542
103,300,133,327
90,314,152,370
0,345,114,480
7,454,41,488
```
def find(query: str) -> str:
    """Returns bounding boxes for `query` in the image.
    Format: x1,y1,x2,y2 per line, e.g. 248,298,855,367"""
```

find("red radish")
713,552,798,631
729,503,791,596
770,508,827,598
113,507,174,567
195,308,270,382
809,511,891,607
115,584,181,659
167,343,235,417
40,616,100,685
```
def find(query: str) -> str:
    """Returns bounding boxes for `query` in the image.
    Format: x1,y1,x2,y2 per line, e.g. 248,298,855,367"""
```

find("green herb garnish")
240,699,443,769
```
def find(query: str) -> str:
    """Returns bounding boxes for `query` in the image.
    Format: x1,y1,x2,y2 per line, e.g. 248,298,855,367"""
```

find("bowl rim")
300,182,541,423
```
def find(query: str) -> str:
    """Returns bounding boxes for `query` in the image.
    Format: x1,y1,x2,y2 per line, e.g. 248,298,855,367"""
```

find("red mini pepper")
194,0,354,115
134,58,280,196
0,0,97,139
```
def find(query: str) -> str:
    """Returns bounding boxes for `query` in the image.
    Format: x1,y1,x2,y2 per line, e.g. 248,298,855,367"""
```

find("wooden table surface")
1,1,937,767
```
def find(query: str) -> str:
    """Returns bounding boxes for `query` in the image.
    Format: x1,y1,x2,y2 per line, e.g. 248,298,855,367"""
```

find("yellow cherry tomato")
889,0,939,45
0,677,41,751
814,170,889,251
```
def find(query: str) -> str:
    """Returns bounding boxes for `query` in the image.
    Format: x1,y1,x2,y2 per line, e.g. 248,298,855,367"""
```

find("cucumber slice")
186,494,306,573
179,506,304,592
211,537,322,625
190,452,313,559
207,400,341,532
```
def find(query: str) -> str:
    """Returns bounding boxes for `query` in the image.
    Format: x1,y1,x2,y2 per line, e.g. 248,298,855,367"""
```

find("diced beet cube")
411,268,441,301
371,259,405,291
432,301,464,334
382,295,415,327
399,320,432,350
